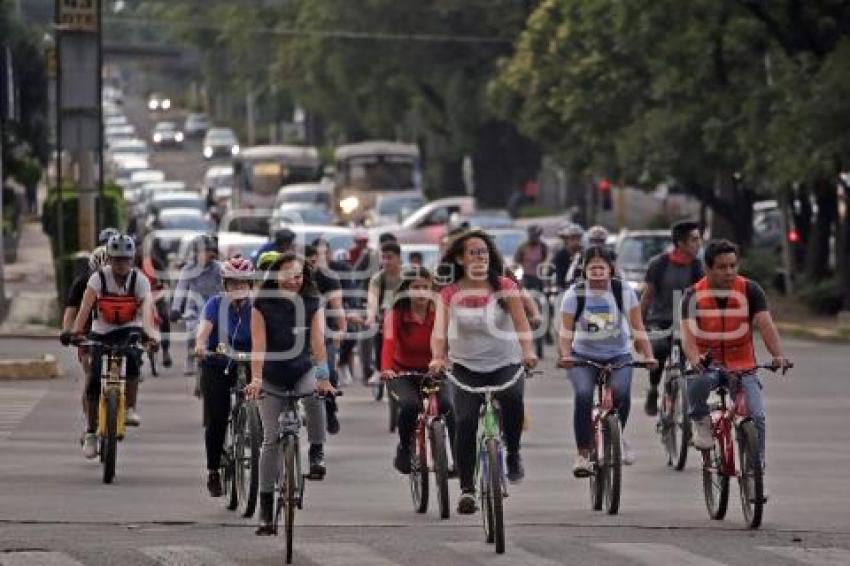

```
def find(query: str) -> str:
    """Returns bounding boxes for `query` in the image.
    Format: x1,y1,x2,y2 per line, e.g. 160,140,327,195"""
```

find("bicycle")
563,357,650,515
263,388,342,564
393,371,454,519
689,359,791,529
656,337,691,471
70,333,147,484
198,345,262,518
443,365,535,555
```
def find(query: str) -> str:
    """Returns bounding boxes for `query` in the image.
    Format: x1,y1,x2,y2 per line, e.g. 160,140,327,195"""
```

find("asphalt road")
0,336,848,565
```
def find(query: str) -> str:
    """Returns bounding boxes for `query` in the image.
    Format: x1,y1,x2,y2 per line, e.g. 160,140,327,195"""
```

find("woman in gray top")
430,229,538,515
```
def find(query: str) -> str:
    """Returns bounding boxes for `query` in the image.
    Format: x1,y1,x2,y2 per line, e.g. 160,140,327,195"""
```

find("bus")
334,141,423,222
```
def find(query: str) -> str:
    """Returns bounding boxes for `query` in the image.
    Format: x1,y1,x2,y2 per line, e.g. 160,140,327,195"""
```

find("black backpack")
651,252,703,289
572,278,625,329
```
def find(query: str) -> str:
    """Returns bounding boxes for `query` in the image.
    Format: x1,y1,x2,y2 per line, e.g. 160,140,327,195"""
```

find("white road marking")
596,543,730,566
0,387,47,441
0,552,85,566
760,546,850,566
140,546,237,566
444,542,562,566
298,543,402,566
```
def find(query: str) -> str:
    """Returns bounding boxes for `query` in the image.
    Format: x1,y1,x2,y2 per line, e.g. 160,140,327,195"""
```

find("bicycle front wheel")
283,437,298,564
485,438,505,554
223,409,238,510
409,428,428,514
430,419,451,520
589,417,604,511
737,420,763,529
236,404,261,518
102,389,119,484
702,422,730,520
602,414,622,515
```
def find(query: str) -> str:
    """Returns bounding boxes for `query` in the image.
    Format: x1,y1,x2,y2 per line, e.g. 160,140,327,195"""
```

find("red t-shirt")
439,276,519,308
381,308,435,372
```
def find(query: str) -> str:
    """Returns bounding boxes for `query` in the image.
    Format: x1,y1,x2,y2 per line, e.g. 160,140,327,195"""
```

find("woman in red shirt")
382,267,454,474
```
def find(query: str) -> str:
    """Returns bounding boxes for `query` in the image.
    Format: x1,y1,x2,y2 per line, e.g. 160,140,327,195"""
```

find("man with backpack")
640,220,704,415
364,241,403,382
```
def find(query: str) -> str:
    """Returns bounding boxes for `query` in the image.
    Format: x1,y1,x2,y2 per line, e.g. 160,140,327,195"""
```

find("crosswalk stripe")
298,543,401,566
140,546,237,566
0,387,46,440
444,542,561,566
0,552,85,566
760,546,850,566
596,543,730,566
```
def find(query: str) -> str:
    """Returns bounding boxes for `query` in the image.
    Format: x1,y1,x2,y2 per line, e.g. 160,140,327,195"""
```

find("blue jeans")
688,370,766,464
568,354,633,450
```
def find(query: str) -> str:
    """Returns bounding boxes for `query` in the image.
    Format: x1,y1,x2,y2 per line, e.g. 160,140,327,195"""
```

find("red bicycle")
394,371,454,519
693,360,791,529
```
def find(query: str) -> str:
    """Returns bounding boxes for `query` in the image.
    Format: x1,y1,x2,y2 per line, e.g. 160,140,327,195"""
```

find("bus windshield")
342,155,417,192
239,159,320,195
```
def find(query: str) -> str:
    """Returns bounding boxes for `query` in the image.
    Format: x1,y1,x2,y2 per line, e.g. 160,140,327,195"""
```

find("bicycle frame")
709,372,756,478
98,350,127,439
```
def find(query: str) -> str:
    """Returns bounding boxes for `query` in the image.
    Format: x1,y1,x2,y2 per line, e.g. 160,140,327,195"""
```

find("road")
0,337,848,565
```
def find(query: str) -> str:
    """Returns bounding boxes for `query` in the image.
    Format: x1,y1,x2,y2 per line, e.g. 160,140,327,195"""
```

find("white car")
125,170,165,204
367,191,426,227
108,139,150,165
112,158,150,188
152,121,184,148
217,231,268,261
274,182,334,210
147,92,172,112
202,128,239,160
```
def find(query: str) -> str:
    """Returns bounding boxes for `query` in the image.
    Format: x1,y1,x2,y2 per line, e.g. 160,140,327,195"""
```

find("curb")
777,322,850,344
0,355,62,381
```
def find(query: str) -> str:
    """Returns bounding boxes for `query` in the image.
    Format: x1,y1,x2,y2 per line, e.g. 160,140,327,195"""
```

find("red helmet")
221,256,255,281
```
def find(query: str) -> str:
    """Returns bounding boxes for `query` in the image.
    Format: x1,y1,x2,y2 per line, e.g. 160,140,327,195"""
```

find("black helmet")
273,227,296,245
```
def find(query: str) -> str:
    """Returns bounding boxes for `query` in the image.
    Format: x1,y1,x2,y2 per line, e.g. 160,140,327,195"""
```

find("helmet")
273,227,296,245
88,246,109,271
106,234,135,258
332,248,350,263
585,225,609,246
97,227,120,246
221,256,256,281
257,251,283,271
527,224,544,237
558,223,584,238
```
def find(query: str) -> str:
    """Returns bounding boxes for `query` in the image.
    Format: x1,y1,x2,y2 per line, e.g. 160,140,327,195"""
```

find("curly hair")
261,252,317,296
439,229,508,309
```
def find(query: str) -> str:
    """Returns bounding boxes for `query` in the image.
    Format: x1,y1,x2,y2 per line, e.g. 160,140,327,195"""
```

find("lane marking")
761,546,850,566
298,543,401,566
444,542,562,566
0,387,47,441
0,552,85,566
140,546,237,566
596,543,730,566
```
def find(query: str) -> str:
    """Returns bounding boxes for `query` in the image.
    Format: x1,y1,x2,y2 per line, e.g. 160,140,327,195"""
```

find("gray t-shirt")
87,266,151,335
644,253,704,327
561,281,639,360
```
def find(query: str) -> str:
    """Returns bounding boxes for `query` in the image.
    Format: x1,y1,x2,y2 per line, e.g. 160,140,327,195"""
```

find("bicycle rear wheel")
486,438,505,553
409,428,428,514
102,389,119,484
283,437,298,564
589,418,604,511
702,423,730,520
602,414,622,515
430,420,451,520
737,420,763,529
236,404,261,518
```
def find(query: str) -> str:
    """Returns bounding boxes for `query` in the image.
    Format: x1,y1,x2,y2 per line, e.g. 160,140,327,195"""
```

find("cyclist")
139,239,173,369
247,252,335,536
252,227,296,264
640,220,703,415
305,241,347,435
553,223,584,290
330,248,357,386
429,229,538,515
171,235,222,376
559,245,657,477
69,235,159,456
681,239,791,468
97,227,120,246
514,224,549,293
381,266,452,474
193,257,255,497
364,241,404,383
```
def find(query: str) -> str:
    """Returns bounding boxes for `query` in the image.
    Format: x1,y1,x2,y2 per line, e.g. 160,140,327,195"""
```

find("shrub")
799,277,844,315
740,248,778,290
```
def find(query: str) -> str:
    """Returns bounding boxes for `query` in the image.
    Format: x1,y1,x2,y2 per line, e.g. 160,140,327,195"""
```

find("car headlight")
203,146,213,158
148,100,158,110
231,144,240,156
153,133,162,143
340,196,360,215
162,99,171,110
175,132,184,142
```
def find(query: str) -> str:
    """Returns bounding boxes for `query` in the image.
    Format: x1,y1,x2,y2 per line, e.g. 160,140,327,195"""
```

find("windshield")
618,236,672,266
378,196,425,216
492,232,524,260
206,130,236,144
156,199,205,212
155,123,176,132
159,216,210,231
341,155,417,192
240,160,320,195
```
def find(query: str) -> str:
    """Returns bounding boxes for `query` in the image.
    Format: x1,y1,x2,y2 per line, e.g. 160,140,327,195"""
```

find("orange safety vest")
692,275,756,371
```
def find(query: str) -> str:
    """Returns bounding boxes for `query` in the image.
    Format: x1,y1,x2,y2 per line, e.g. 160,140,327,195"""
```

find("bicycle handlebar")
559,357,651,371
685,362,794,377
442,364,528,395
259,389,343,400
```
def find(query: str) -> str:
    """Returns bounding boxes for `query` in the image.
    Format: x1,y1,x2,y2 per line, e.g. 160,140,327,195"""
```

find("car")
104,114,128,128
217,231,268,261
377,196,476,245
184,113,210,138
400,243,441,269
147,92,172,112
450,209,513,230
204,165,234,206
112,158,150,188
614,229,674,293
152,121,184,148
145,192,207,226
108,139,150,166
147,207,213,233
133,181,192,224
125,169,165,204
367,191,426,227
273,182,334,210
105,124,135,144
203,127,239,160
271,203,336,227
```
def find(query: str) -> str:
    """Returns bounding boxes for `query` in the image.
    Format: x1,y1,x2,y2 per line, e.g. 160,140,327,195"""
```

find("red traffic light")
788,229,800,243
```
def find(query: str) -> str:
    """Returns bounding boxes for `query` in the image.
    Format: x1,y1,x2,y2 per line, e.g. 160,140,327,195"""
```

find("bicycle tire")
430,419,451,520
703,422,730,520
659,374,677,467
486,438,505,554
674,361,691,471
737,420,763,529
603,413,622,515
284,436,297,564
102,389,119,484
236,404,261,518
223,408,238,511
409,430,428,514
589,417,604,511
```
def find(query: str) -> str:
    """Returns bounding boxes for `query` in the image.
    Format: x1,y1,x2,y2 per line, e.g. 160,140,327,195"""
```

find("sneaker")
207,470,223,497
125,407,141,427
255,492,275,536
622,438,636,465
338,364,353,386
692,416,714,450
572,454,593,478
394,443,411,475
367,371,382,385
506,452,525,483
83,433,98,459
326,403,340,435
184,357,196,376
162,350,173,368
307,444,326,480
644,388,659,416
457,490,477,514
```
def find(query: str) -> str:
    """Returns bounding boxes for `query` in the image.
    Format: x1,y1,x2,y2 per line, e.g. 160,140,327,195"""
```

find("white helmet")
584,225,609,247
106,234,135,258
88,246,110,271
558,223,584,238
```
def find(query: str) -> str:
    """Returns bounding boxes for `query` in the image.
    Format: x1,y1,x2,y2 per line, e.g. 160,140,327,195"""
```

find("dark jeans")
388,375,454,451
452,363,524,492
86,328,142,401
648,326,673,389
155,297,171,353
200,362,236,471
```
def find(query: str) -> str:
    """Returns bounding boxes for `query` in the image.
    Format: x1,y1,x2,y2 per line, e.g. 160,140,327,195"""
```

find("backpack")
572,278,625,329
95,269,140,325
652,252,703,289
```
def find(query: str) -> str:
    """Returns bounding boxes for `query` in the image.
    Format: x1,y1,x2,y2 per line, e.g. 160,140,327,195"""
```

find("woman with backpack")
558,246,657,477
